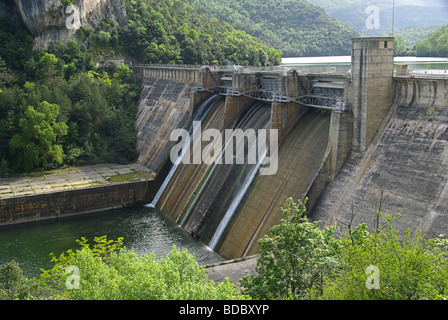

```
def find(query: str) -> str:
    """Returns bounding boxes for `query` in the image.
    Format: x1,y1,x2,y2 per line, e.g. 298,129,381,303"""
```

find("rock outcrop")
12,0,127,48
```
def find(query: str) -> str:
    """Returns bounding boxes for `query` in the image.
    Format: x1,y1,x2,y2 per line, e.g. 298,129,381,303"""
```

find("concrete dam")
133,37,448,260
310,77,448,238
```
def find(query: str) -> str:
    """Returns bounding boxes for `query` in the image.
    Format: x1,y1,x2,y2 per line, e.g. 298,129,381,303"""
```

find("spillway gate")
197,66,348,112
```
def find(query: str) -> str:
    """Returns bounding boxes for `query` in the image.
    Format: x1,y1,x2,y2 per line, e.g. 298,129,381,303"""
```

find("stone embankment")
0,163,154,226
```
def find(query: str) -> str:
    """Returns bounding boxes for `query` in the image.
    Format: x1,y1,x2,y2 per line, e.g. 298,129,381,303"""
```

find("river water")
2,55,447,278
0,206,223,277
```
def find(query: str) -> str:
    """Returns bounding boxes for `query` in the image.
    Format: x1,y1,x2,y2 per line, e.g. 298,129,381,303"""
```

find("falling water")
148,94,222,208
208,149,267,250
179,102,264,226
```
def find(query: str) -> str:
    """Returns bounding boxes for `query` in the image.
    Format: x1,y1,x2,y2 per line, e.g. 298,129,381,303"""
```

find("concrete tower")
350,37,394,151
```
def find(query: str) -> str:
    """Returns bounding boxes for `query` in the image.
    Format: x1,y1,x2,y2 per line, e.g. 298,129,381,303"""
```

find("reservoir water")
282,56,448,77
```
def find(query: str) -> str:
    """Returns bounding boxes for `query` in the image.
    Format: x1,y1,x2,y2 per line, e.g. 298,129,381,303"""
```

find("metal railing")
394,66,448,79
130,63,205,69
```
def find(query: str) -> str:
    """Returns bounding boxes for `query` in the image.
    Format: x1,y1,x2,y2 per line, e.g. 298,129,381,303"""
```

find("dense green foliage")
0,0,284,173
188,0,358,57
239,198,339,299
9,101,68,171
396,25,444,47
0,260,38,300
0,236,245,300
240,198,448,300
119,0,282,65
0,16,141,173
415,25,448,57
392,25,448,56
313,213,448,299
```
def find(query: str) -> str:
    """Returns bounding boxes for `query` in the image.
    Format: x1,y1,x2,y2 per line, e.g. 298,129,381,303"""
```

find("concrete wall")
156,99,226,221
350,37,394,152
0,181,153,226
140,66,201,83
135,77,200,175
270,102,308,142
134,66,222,178
217,111,331,259
310,78,448,239
328,111,353,180
224,95,255,129
305,110,353,212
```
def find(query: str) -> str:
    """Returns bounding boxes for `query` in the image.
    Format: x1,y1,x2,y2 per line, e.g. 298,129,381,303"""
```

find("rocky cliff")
11,0,127,48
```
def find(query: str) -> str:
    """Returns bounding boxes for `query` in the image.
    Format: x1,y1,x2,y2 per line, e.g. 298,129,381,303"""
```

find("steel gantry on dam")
129,62,349,112
197,65,348,112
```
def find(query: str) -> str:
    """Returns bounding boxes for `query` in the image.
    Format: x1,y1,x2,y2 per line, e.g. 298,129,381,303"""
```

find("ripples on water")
0,206,223,277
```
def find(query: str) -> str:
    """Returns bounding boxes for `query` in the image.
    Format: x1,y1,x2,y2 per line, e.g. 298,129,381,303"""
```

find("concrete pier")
350,37,395,152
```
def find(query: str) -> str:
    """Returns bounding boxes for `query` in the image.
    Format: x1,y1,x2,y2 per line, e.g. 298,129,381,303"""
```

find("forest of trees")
392,24,448,57
120,0,282,65
415,25,448,57
0,16,141,173
0,0,282,174
396,25,443,47
188,0,359,57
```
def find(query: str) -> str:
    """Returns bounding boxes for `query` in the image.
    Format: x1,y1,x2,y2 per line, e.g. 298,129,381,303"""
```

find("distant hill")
118,0,282,66
188,0,359,57
415,24,448,57
305,0,448,36
395,25,443,47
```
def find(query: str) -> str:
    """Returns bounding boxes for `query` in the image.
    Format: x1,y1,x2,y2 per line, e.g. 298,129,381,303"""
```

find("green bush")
239,198,340,299
314,212,448,300
27,236,245,300
240,198,448,300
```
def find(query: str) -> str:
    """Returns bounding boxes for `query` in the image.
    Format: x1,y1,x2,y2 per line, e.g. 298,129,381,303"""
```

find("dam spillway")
217,110,331,257
149,94,224,208
183,103,271,246
134,66,338,259
132,47,353,259
159,102,273,250
133,37,448,261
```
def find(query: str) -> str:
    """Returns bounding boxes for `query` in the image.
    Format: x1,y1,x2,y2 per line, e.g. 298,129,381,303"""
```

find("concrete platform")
205,255,258,285
0,163,155,200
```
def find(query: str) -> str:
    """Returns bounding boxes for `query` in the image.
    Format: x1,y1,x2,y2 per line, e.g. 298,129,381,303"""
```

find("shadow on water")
0,206,223,278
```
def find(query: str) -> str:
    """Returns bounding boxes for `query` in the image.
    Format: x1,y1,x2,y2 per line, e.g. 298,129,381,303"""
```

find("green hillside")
0,0,283,173
396,25,443,47
305,0,448,37
119,0,282,65
415,25,448,57
188,0,359,57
